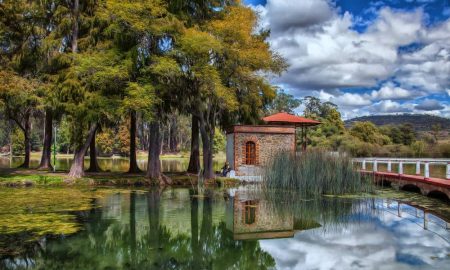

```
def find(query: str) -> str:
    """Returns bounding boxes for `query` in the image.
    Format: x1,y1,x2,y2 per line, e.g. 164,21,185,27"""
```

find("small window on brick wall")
245,141,256,165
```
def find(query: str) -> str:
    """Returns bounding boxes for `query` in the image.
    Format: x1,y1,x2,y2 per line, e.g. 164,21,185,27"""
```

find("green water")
1,187,450,269
0,156,225,173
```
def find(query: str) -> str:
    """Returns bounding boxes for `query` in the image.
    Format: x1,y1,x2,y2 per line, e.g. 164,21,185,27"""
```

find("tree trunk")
38,110,53,170
68,123,98,178
19,112,31,168
190,189,200,268
130,191,137,264
71,0,79,53
187,115,200,174
169,117,178,152
198,115,215,179
86,128,101,172
146,121,162,180
199,189,213,246
147,189,160,248
128,111,141,173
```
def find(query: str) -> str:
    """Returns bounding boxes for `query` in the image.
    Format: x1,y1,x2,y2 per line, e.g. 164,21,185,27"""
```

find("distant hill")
345,114,450,131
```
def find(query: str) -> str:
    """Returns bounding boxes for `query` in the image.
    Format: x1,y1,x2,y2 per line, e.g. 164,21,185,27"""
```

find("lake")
0,156,225,173
0,186,449,270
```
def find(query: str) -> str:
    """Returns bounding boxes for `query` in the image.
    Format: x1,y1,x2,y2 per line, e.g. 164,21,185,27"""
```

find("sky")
244,0,450,119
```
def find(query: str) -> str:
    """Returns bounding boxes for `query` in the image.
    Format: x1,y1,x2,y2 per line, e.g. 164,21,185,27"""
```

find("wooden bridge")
353,158,450,200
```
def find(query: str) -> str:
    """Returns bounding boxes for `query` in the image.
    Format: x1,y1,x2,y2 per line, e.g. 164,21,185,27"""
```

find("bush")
11,128,24,155
263,150,373,196
440,143,450,158
411,141,425,157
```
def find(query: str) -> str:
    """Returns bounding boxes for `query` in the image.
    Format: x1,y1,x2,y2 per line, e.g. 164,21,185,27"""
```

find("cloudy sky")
243,0,450,119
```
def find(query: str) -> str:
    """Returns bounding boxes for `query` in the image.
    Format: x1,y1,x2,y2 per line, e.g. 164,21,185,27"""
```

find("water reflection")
1,187,450,269
0,157,224,173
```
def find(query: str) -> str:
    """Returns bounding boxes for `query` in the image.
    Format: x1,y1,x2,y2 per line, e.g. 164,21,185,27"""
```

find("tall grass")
263,150,373,196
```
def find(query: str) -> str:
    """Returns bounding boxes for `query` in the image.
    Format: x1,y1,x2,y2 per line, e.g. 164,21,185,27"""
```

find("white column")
362,160,366,170
373,160,378,172
398,162,403,175
424,162,430,179
446,163,450,180
416,161,421,175
387,161,392,172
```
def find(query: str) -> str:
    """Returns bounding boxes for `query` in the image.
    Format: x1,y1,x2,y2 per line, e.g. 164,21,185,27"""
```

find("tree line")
0,0,286,182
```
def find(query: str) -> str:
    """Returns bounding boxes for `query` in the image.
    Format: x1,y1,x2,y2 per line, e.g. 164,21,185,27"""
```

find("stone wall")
232,192,293,235
234,132,295,176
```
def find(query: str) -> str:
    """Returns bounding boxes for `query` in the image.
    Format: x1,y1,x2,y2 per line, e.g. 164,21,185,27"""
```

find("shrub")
440,143,450,158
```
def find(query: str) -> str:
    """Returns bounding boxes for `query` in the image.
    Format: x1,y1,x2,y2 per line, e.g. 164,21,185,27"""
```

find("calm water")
0,156,224,173
1,187,450,270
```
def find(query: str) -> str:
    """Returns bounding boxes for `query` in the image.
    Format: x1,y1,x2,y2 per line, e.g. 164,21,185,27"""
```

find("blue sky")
244,0,450,118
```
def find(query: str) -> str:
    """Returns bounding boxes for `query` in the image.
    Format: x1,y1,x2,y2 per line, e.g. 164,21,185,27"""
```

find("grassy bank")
0,169,239,187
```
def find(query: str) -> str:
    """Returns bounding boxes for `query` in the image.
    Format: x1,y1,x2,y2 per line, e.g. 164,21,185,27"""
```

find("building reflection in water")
226,189,320,240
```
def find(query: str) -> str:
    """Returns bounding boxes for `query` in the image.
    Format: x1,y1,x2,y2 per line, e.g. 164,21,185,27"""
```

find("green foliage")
350,122,391,145
115,122,130,156
266,89,301,114
303,96,337,119
263,150,373,196
96,129,115,156
11,128,24,155
213,128,226,154
57,118,73,153
440,143,450,158
411,140,425,157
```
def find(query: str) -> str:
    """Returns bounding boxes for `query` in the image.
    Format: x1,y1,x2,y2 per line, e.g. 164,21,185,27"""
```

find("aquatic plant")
263,150,373,196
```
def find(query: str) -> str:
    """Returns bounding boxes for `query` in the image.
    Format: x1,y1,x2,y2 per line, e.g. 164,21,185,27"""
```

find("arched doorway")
245,141,256,165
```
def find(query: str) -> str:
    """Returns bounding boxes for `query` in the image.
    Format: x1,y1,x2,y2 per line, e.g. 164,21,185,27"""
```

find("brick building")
226,125,296,177
225,112,320,179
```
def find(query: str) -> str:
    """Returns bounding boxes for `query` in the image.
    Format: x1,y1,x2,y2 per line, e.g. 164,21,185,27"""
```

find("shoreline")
0,169,240,188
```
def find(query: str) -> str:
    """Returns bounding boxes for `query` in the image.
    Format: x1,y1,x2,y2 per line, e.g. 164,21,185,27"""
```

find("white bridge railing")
352,158,450,180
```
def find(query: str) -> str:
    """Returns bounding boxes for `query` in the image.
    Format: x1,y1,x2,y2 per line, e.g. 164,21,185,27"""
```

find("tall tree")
0,71,39,168
177,5,286,178
100,0,180,180
169,0,235,175
0,1,47,168
266,89,301,115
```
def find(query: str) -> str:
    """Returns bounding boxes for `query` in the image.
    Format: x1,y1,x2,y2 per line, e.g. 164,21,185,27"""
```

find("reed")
263,150,373,196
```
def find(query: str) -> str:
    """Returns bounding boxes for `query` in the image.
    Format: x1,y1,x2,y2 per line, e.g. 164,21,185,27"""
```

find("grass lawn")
0,169,239,187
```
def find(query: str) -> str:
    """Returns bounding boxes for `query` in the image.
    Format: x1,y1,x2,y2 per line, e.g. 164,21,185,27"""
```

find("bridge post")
387,161,392,172
423,211,428,230
397,202,401,217
362,160,366,170
416,161,421,175
424,162,430,179
373,160,378,172
398,162,403,175
446,163,450,180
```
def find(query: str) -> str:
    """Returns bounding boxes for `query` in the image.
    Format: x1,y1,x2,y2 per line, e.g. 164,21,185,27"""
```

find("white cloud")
370,83,417,100
368,100,413,113
255,0,450,117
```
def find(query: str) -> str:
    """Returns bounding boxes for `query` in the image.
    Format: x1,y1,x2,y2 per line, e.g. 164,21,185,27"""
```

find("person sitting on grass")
221,162,231,177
